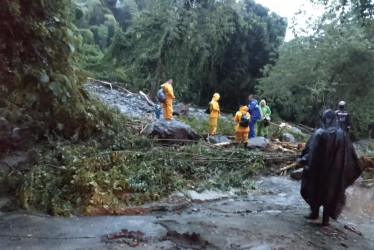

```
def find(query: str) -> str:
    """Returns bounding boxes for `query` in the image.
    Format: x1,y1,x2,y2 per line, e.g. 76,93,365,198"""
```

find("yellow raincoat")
234,105,250,143
161,80,175,120
209,93,220,134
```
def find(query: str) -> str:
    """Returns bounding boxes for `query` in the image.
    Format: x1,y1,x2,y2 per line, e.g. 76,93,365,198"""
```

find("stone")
141,120,199,141
290,168,303,180
0,117,11,138
208,135,231,144
282,133,296,144
248,136,268,149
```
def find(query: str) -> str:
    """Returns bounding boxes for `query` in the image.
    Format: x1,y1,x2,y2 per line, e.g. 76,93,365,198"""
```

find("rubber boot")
244,142,248,149
304,206,319,220
322,209,330,226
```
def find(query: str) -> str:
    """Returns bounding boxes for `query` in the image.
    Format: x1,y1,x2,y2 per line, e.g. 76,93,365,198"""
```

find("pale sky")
254,0,325,41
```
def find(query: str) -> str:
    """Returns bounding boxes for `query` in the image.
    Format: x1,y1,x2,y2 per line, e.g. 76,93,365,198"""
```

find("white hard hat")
338,101,346,107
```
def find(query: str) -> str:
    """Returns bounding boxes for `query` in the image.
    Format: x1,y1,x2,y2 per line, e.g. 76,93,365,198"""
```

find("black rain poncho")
297,109,362,220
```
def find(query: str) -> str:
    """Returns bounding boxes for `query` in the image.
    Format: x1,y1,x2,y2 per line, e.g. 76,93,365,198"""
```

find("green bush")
3,137,265,215
179,115,235,135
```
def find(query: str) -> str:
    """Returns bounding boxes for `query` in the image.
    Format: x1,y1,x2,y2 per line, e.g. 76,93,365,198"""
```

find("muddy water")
345,184,374,221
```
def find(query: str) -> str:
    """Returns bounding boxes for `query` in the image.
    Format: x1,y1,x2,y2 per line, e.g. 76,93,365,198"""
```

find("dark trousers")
248,119,257,138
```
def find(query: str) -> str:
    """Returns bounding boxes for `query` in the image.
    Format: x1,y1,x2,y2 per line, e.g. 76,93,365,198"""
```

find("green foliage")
257,16,374,138
311,0,374,19
218,117,237,135
0,0,133,142
270,125,310,143
100,0,286,107
2,136,265,215
0,0,81,134
179,116,236,135
74,0,121,51
369,141,374,151
79,28,95,44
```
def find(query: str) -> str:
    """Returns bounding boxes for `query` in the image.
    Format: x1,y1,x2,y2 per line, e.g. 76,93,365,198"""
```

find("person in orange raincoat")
209,93,220,134
234,105,251,148
161,79,175,120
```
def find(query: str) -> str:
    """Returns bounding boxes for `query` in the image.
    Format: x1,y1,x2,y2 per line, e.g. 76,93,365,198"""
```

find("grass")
178,115,236,135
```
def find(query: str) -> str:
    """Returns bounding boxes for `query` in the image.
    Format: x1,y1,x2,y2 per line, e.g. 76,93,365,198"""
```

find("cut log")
212,142,231,147
359,155,374,171
139,91,155,107
88,77,133,94
277,162,301,174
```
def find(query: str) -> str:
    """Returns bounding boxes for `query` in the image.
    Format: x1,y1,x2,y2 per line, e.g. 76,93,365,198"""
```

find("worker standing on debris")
335,101,351,133
247,94,262,139
209,93,220,134
257,99,271,138
297,109,362,227
234,105,251,148
154,102,162,119
161,79,175,120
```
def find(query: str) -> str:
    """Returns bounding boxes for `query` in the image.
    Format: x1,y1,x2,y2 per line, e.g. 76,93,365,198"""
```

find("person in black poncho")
297,109,362,226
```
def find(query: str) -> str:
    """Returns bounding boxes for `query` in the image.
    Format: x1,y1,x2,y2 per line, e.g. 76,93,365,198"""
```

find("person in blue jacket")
154,102,162,119
247,94,262,138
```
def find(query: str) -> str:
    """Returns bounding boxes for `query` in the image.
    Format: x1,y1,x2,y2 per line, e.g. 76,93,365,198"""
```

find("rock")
282,133,296,144
0,117,12,152
84,83,211,120
11,127,22,142
290,127,303,134
290,168,303,180
208,135,231,144
141,120,199,141
28,149,42,165
248,136,268,149
173,103,190,116
0,117,11,138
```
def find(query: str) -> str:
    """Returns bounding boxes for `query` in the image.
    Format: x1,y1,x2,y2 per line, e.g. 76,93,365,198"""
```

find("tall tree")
257,15,374,137
0,0,121,140
102,0,286,108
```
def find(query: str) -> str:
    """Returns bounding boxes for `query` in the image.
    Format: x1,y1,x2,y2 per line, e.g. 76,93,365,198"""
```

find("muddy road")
1,176,373,249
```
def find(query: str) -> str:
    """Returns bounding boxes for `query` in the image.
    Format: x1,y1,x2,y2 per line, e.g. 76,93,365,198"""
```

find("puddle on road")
160,230,213,249
344,185,374,222
218,177,374,220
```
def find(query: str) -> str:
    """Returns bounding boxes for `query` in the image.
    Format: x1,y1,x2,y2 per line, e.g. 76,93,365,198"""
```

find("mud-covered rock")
141,120,199,141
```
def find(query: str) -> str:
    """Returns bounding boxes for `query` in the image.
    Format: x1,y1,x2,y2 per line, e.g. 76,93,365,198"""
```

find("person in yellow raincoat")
161,79,175,120
209,93,220,134
234,105,251,148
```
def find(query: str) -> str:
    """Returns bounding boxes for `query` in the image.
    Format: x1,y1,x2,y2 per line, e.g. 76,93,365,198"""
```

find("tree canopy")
257,2,374,137
97,0,287,108
1,0,374,139
0,0,126,140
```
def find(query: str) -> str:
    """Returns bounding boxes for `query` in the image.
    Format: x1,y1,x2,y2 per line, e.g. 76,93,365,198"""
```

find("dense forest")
1,0,374,215
1,0,373,140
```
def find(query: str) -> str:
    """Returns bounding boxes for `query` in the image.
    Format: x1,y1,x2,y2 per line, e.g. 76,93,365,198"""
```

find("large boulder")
208,135,231,144
141,120,200,141
248,136,268,149
282,133,296,144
